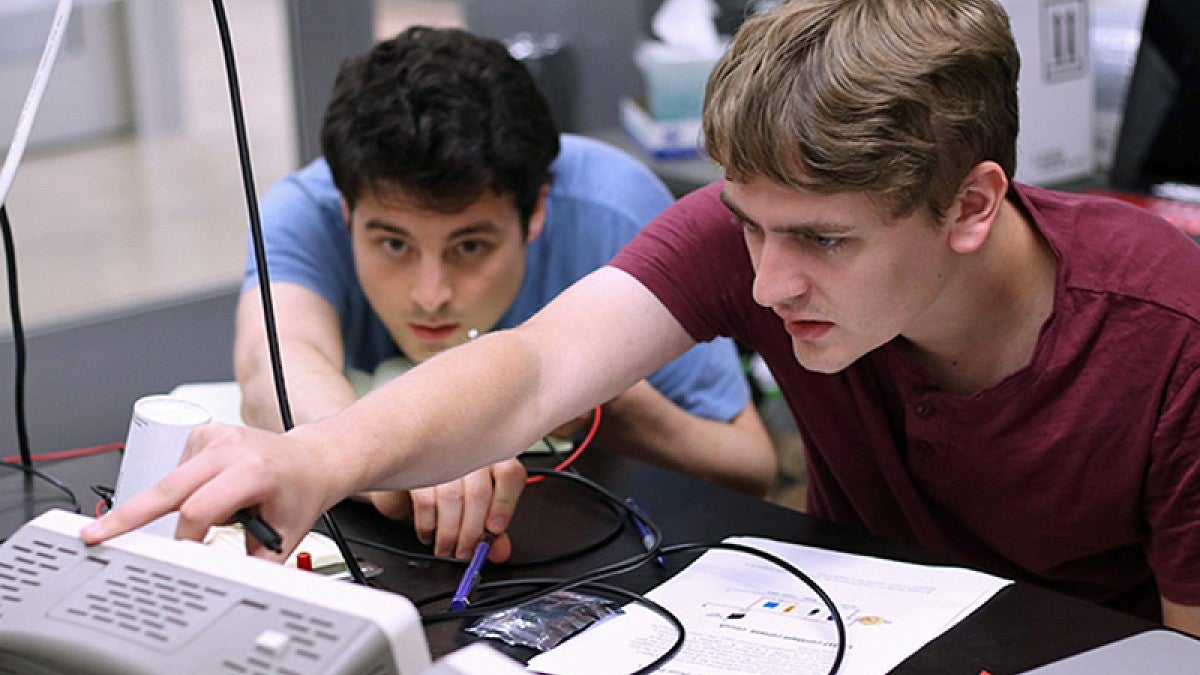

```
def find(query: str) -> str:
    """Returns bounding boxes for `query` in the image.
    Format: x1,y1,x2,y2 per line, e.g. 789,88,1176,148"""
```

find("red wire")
526,405,602,485
3,442,123,464
11,409,601,501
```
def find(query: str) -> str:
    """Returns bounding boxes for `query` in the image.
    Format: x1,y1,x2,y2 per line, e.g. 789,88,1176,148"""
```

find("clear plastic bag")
465,590,624,652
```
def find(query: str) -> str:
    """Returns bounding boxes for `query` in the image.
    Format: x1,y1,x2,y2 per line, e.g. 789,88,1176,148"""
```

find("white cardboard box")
618,96,704,160
1000,0,1096,186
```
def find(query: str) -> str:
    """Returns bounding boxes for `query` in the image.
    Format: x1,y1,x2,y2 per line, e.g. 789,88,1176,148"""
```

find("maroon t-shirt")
611,180,1200,618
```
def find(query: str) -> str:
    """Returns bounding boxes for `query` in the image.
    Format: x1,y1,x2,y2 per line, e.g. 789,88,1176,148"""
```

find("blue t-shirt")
244,134,749,421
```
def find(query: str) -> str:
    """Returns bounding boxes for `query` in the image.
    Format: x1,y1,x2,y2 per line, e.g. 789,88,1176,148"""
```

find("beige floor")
2,0,462,333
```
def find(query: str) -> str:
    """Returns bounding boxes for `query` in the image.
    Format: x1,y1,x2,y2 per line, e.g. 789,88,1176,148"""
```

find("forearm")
236,341,359,432
298,267,692,496
79,268,695,553
298,328,568,494
1162,597,1200,638
596,380,777,497
290,268,692,560
233,286,359,432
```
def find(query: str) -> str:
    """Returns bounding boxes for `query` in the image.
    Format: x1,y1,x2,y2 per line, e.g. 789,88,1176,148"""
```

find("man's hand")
368,459,526,563
80,423,349,561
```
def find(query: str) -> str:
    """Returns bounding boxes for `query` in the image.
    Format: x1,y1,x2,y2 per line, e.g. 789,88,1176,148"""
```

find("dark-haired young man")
232,27,774,562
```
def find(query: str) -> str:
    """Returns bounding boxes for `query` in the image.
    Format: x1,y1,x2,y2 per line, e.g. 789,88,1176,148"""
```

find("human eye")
454,238,493,259
812,234,843,249
379,237,408,256
805,232,848,252
733,215,761,237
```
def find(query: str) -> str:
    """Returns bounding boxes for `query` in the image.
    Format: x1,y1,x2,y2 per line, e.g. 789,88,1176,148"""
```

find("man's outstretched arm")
83,268,695,559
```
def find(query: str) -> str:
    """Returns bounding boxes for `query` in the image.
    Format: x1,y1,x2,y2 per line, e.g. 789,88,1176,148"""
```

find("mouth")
409,322,460,342
783,318,835,341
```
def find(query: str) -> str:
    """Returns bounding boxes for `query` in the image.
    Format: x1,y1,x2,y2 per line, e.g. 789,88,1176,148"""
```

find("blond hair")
704,0,1019,218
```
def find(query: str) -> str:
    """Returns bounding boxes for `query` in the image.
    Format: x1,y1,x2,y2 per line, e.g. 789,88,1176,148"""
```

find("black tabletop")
323,451,1160,674
1,447,1162,674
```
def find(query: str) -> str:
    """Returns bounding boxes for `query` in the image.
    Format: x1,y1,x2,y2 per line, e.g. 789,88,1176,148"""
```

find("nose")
410,257,453,312
750,239,808,309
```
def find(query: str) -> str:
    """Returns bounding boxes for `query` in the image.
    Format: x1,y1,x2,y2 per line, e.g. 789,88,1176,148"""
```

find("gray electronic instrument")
0,510,432,674
1020,629,1200,674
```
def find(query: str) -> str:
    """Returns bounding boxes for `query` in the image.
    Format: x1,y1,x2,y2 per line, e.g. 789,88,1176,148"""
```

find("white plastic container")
634,40,725,121
112,395,212,538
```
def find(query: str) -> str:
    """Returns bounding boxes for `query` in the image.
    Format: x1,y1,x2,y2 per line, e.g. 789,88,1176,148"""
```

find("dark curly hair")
321,26,560,233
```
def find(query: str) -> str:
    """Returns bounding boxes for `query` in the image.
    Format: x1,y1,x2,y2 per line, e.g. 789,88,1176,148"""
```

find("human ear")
524,184,551,244
946,161,1007,254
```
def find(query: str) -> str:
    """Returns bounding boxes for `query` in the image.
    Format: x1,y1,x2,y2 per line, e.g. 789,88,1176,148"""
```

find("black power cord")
1,204,31,469
208,0,366,585
0,1,109,528
411,467,845,675
427,577,688,675
421,543,845,675
661,541,847,674
0,203,80,516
